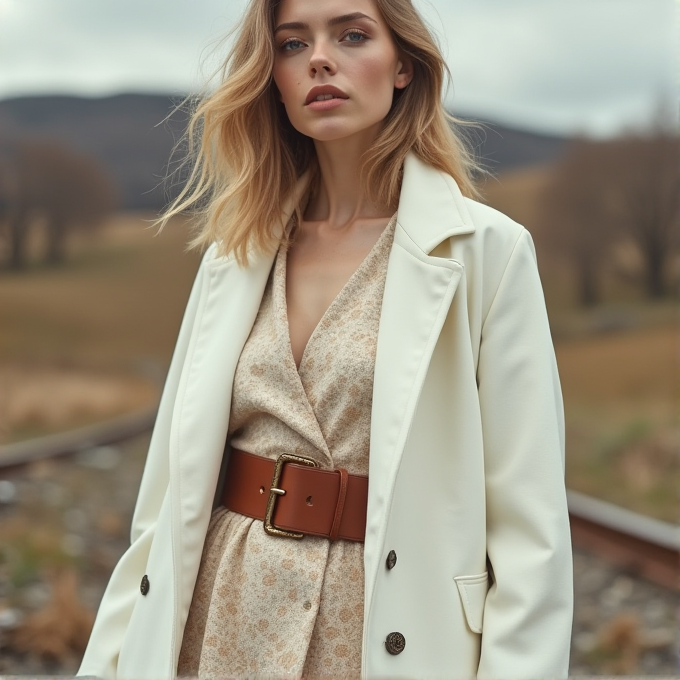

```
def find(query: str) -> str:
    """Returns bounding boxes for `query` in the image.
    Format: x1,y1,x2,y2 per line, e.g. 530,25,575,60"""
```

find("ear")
394,53,414,90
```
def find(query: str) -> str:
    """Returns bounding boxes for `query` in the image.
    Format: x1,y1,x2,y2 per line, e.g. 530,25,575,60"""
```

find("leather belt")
221,448,368,542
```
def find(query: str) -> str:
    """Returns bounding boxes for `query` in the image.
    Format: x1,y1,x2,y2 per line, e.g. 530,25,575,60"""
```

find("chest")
285,216,393,367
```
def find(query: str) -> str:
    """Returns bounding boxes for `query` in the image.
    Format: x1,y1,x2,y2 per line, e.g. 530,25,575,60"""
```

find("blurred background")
0,0,677,675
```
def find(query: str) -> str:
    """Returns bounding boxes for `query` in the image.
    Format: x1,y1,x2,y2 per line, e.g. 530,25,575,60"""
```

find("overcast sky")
0,0,676,137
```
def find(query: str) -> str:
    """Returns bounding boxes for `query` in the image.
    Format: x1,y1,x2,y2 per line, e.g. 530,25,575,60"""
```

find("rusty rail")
567,490,678,590
0,407,156,472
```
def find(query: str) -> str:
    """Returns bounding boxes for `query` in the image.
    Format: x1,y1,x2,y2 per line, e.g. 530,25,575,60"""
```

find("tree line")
540,130,679,305
1,129,677,302
0,140,116,270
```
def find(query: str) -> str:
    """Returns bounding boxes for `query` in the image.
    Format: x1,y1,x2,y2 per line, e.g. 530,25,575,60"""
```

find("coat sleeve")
77,244,215,679
475,229,573,679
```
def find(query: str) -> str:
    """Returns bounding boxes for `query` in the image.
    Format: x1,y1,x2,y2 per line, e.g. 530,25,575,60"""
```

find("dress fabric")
177,214,397,679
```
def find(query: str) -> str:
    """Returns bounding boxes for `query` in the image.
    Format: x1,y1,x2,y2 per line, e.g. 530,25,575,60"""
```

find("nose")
308,41,336,76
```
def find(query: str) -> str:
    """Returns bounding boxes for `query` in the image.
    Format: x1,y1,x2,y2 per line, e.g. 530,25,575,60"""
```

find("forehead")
274,0,383,25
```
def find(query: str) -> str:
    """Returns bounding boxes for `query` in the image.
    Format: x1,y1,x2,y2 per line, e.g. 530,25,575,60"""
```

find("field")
484,166,678,522
557,326,677,522
0,210,676,521
0,214,201,441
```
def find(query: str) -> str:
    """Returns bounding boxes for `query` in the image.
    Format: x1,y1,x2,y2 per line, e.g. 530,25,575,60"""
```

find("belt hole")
259,486,265,494
306,496,313,506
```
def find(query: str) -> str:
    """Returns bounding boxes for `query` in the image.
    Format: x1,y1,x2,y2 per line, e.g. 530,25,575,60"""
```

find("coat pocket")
454,571,489,634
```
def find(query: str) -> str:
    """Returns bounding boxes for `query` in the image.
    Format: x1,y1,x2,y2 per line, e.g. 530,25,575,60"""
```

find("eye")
280,38,306,51
342,29,368,43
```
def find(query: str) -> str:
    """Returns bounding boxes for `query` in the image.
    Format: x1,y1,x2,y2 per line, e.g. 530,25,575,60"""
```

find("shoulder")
446,195,536,281
462,196,529,259
450,196,541,324
200,241,223,266
193,241,242,279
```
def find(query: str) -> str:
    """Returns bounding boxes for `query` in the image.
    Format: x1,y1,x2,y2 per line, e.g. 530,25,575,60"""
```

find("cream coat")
78,152,573,680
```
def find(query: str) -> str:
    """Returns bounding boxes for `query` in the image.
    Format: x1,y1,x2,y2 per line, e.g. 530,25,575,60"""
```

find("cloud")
0,0,674,136
423,0,676,134
0,0,240,94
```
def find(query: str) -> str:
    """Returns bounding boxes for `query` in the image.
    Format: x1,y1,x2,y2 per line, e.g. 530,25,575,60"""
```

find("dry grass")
10,569,94,663
0,513,71,587
557,325,676,411
593,613,642,674
0,363,158,443
587,611,677,674
0,213,201,441
0,212,202,369
556,325,678,522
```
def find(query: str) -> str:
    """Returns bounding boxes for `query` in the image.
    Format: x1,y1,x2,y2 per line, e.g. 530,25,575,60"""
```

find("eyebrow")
274,12,377,35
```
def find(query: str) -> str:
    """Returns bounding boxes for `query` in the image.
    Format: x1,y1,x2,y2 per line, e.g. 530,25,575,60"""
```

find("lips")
305,85,349,105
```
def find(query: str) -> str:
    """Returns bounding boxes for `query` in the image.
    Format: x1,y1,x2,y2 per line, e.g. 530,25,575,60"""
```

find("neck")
304,126,394,228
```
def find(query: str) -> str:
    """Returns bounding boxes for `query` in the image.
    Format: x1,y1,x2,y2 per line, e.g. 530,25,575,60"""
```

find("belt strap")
221,448,368,542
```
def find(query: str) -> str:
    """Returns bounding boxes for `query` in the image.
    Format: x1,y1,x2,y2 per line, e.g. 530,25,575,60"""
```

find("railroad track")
1,411,677,591
568,490,678,591
0,408,156,472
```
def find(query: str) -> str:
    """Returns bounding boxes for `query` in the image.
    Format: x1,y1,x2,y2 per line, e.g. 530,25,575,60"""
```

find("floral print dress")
177,214,396,679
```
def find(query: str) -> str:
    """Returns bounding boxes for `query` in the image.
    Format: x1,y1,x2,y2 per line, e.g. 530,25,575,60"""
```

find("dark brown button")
385,631,405,655
386,550,397,570
140,575,150,596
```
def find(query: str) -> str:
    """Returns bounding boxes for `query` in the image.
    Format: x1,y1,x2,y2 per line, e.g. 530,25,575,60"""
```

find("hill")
0,93,568,210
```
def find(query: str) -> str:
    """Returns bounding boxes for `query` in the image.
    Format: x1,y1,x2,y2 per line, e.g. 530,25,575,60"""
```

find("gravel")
0,434,677,676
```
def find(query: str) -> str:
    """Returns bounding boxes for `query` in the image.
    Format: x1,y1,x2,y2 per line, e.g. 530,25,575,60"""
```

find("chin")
308,129,361,143
294,119,385,145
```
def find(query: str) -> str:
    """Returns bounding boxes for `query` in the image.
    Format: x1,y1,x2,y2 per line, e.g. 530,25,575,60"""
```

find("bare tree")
605,134,680,298
1,142,33,270
37,144,116,264
540,139,617,306
1,140,116,269
540,131,680,305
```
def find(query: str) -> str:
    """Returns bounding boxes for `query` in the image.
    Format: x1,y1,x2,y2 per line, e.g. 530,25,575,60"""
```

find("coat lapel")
169,178,309,655
171,248,276,634
363,153,475,610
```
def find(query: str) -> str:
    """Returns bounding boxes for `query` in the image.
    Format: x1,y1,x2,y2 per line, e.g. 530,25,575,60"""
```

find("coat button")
385,631,406,655
140,575,150,596
386,550,397,570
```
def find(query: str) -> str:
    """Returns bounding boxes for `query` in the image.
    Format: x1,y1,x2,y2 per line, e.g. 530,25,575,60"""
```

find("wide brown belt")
221,448,368,542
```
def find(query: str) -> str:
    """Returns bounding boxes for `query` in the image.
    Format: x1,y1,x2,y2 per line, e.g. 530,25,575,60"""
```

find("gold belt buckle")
264,453,319,539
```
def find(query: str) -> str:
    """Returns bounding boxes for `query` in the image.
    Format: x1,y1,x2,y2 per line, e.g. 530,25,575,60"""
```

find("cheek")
272,64,296,104
352,53,398,101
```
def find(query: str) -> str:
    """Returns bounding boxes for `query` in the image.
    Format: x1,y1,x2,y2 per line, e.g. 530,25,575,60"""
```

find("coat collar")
397,151,475,253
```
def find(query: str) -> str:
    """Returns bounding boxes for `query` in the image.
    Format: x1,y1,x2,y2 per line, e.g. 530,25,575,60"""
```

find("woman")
78,0,573,677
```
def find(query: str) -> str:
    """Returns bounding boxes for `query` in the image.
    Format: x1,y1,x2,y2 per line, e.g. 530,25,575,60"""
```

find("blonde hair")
161,0,479,265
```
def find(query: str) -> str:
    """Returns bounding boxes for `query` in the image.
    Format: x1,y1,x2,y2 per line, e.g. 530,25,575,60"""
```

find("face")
272,0,413,144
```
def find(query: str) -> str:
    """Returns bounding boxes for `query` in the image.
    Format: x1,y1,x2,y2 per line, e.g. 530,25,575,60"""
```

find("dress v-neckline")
279,213,397,374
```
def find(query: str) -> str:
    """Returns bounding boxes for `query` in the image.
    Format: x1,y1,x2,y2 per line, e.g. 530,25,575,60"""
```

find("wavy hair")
160,0,479,265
